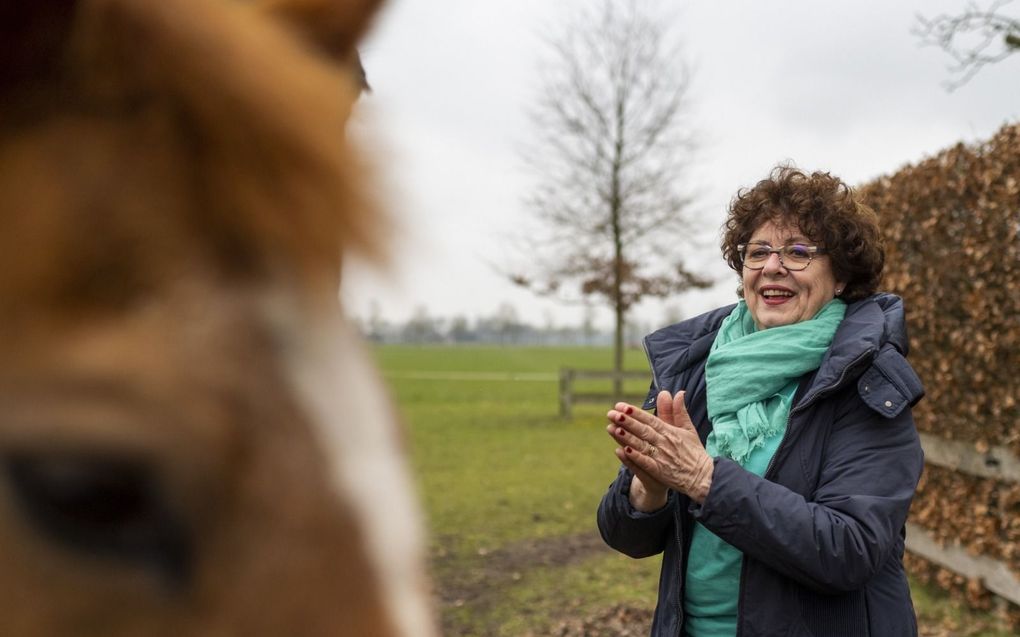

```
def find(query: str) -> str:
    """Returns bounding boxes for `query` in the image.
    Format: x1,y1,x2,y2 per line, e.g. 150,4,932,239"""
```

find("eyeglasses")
737,242,825,271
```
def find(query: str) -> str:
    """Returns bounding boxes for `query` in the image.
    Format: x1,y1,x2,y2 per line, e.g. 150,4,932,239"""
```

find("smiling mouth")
761,289,794,304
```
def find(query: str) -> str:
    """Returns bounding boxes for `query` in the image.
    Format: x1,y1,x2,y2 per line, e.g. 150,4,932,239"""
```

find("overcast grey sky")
342,0,1019,331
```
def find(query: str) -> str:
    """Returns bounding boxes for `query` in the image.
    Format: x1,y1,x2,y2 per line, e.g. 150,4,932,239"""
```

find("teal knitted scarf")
704,299,847,464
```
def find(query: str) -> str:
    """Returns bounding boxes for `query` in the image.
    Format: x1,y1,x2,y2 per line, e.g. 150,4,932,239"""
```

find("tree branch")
914,0,1020,90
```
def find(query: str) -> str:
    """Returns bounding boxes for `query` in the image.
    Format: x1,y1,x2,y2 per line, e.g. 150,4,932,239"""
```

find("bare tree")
513,0,710,396
915,0,1020,90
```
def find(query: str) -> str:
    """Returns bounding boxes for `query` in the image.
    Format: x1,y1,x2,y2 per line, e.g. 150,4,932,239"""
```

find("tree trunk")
611,97,625,399
612,198,624,398
613,291,624,399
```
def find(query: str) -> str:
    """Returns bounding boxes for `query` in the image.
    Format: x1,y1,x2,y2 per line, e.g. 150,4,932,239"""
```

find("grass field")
374,344,1013,636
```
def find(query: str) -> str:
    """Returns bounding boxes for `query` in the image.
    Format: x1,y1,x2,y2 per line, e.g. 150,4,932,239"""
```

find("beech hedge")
860,122,1020,621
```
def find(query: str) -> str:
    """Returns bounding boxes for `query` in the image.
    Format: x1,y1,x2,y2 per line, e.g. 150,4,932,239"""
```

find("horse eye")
4,453,193,591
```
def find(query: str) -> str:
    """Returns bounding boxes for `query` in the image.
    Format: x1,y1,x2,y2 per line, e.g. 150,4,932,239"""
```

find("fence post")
559,368,573,419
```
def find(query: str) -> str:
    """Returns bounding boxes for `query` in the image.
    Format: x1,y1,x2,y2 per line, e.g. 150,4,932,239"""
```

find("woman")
597,166,924,637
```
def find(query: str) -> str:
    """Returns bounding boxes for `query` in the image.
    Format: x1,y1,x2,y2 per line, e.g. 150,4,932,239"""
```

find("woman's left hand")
607,390,714,504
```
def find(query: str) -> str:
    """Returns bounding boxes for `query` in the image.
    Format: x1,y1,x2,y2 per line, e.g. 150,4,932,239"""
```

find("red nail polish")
625,406,634,415
617,414,625,423
616,427,625,436
625,446,633,454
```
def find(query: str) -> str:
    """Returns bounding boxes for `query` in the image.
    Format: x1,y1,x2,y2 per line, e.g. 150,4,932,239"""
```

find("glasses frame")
737,242,825,271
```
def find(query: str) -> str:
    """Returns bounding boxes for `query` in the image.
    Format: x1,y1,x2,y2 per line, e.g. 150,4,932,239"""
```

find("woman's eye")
787,245,811,259
4,453,192,590
748,247,771,259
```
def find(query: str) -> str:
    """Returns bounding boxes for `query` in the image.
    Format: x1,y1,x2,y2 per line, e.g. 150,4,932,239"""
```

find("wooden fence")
558,368,649,419
907,434,1020,606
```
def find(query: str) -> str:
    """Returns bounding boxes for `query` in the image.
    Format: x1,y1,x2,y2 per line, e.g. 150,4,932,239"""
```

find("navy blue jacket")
597,294,925,637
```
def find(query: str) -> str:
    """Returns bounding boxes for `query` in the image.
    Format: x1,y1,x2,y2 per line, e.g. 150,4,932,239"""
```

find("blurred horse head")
0,0,434,635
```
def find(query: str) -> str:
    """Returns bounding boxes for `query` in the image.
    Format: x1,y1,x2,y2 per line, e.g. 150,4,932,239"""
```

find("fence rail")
917,433,1020,484
905,521,1020,606
906,434,1020,609
558,368,649,419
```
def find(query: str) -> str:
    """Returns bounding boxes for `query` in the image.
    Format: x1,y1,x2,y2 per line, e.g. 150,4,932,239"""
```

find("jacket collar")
642,293,910,402
642,303,735,393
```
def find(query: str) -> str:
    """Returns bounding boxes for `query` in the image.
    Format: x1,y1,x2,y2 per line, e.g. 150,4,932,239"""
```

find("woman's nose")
761,252,787,275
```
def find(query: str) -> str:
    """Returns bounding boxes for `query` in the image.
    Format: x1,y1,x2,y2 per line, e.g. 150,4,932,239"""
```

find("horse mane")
1,0,385,318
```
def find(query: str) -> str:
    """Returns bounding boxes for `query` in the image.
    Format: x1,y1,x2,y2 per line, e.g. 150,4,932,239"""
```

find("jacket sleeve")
597,465,677,558
690,391,924,594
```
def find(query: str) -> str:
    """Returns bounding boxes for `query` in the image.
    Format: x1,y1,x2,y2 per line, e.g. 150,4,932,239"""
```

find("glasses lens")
743,245,772,265
782,244,813,269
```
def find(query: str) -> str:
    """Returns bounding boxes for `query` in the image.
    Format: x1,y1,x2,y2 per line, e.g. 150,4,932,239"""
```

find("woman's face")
741,219,845,330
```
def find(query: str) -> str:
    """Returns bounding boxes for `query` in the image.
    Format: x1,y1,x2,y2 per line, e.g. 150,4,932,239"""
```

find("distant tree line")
353,302,658,347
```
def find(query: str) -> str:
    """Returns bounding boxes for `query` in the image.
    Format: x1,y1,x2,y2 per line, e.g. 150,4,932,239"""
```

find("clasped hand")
606,390,714,507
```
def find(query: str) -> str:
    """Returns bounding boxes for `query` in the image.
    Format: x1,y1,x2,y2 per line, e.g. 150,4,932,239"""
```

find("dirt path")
432,531,644,635
432,532,1008,636
433,532,610,609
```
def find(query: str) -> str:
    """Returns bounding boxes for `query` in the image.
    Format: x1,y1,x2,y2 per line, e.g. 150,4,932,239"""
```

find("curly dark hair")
721,165,885,302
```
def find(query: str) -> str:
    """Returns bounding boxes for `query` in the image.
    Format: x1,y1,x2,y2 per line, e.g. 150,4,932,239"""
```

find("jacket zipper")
735,554,749,637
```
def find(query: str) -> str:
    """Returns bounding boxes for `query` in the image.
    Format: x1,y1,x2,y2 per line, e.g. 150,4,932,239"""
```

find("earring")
835,288,843,296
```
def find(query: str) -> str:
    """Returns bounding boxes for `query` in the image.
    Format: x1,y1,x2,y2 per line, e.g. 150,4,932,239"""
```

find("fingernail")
625,446,633,454
616,427,625,436
617,414,625,423
625,406,634,415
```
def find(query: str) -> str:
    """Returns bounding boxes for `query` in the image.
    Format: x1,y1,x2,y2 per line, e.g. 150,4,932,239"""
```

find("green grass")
374,344,1014,636
382,346,649,555
441,551,663,637
378,345,656,633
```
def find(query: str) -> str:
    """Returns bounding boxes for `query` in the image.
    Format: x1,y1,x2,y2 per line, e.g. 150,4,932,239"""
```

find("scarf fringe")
712,420,786,465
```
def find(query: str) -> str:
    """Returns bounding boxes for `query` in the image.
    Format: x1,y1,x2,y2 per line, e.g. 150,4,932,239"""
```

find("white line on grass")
383,371,558,382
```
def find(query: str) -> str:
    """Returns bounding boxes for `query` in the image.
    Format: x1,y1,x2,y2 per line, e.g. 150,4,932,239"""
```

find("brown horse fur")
0,0,436,635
